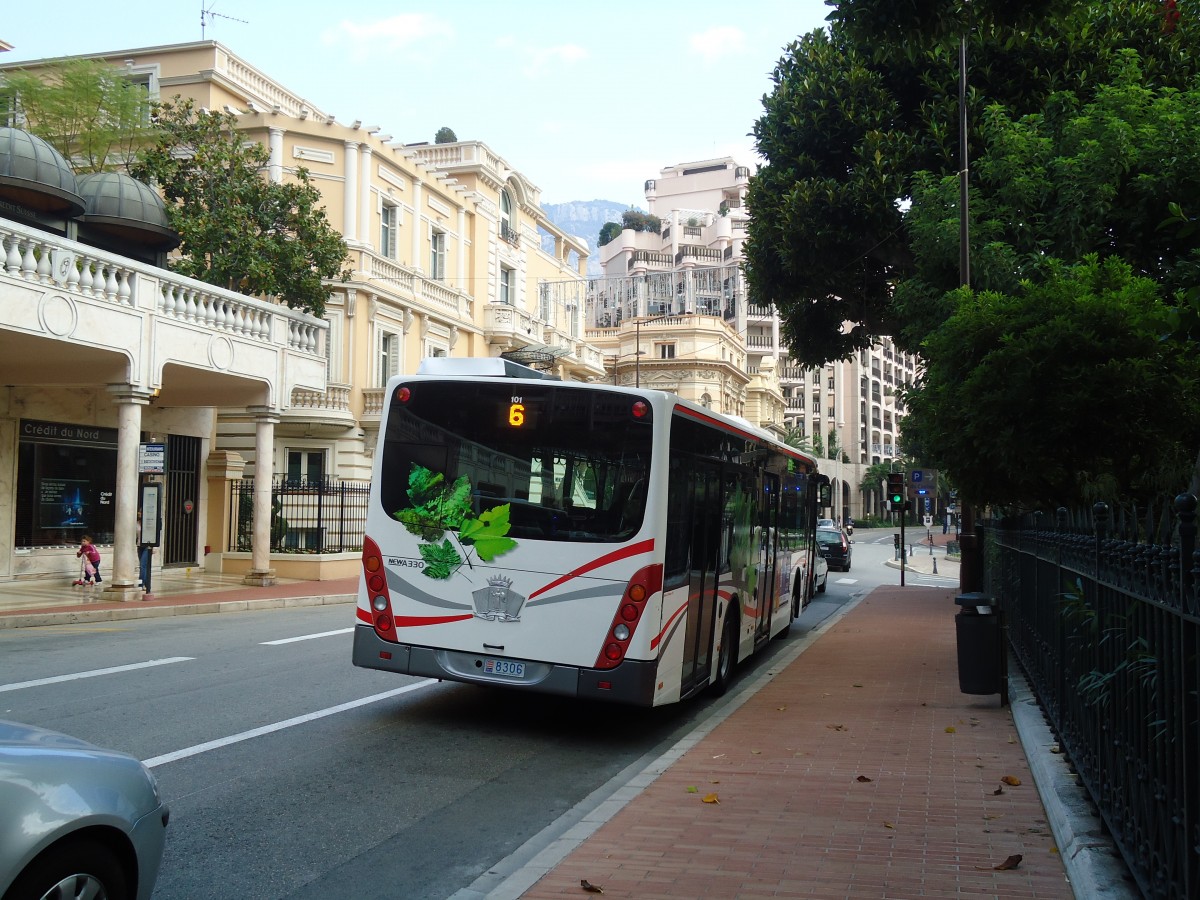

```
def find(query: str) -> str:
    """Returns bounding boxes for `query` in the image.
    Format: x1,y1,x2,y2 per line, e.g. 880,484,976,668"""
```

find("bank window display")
16,420,118,547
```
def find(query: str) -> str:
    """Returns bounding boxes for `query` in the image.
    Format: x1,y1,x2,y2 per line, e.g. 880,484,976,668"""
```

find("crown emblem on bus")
472,575,526,622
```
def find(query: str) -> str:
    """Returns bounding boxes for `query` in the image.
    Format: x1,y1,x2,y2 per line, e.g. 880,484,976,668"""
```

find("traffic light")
886,472,905,508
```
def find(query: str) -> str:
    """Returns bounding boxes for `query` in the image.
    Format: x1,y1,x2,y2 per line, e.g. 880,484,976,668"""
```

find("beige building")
583,158,784,428
0,40,604,585
584,157,917,521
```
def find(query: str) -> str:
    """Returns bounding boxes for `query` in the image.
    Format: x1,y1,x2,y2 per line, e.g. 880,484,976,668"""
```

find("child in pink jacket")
75,535,102,585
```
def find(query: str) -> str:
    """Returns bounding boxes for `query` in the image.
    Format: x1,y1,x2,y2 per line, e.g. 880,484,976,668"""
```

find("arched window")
500,189,517,245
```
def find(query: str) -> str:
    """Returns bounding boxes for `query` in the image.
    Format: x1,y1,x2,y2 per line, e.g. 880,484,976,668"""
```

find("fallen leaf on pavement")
994,854,1023,870
883,821,895,829
993,786,1005,795
702,793,720,804
777,706,787,711
827,724,847,731
945,726,956,733
1001,775,1022,786
856,775,873,782
581,879,605,893
685,786,698,793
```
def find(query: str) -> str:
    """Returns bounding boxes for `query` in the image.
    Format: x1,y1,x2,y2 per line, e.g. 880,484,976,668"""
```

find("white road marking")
141,680,439,768
260,628,354,645
834,577,858,585
0,657,194,694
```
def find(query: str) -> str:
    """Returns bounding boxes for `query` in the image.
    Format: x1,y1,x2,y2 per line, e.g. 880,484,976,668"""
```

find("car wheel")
6,837,130,900
710,611,737,696
817,575,827,594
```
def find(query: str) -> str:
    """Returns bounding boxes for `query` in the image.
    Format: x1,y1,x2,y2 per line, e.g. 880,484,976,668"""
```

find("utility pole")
957,8,984,593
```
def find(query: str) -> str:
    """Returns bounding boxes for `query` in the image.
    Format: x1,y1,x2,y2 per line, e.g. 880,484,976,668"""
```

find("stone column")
410,179,423,268
103,386,153,602
244,407,278,586
268,127,285,184
343,141,360,243
360,145,373,245
456,206,467,289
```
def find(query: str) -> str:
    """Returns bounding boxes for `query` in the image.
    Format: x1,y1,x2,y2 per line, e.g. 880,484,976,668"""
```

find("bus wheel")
711,612,737,695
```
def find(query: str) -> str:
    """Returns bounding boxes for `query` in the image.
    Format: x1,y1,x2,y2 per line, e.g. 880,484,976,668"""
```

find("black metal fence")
986,494,1199,899
229,477,369,554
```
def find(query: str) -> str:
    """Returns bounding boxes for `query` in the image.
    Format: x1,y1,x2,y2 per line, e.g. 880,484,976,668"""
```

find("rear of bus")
352,359,665,705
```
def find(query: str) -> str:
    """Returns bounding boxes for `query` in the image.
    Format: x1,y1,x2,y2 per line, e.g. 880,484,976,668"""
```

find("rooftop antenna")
201,2,249,39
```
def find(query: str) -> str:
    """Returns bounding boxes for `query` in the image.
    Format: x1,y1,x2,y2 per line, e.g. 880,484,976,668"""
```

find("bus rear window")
380,382,653,542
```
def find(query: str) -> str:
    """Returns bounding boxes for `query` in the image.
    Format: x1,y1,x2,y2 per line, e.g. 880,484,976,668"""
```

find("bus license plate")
483,658,525,678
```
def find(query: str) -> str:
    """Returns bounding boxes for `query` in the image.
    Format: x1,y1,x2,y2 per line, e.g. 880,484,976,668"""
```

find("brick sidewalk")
520,587,1072,899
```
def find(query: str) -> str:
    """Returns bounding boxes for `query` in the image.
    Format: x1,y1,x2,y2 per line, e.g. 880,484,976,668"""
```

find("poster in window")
39,478,89,529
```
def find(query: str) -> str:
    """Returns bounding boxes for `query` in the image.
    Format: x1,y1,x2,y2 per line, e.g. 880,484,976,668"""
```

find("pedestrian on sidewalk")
75,535,102,585
137,512,153,593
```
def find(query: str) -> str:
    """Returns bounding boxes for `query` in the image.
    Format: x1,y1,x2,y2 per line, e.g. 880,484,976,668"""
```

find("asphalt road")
0,534,903,899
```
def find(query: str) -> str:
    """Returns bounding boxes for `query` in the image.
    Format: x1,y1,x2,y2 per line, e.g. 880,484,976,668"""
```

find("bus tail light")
361,535,398,642
594,564,662,670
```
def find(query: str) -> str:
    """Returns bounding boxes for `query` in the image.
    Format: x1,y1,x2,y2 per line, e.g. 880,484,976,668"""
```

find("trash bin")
954,592,1003,696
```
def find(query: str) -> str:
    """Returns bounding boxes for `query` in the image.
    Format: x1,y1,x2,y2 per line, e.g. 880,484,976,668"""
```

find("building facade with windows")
584,157,916,522
582,158,783,428
1,40,603,581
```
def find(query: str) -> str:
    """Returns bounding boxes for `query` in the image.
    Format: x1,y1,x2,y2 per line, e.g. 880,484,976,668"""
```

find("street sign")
138,442,165,474
911,470,923,482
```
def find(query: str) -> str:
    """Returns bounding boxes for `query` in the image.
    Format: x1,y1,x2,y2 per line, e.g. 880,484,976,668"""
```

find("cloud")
321,14,453,51
688,26,746,63
517,43,588,78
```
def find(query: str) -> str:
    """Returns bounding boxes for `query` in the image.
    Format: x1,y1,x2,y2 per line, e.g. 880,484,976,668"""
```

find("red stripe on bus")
528,538,655,599
394,613,474,627
652,598,690,649
356,608,372,624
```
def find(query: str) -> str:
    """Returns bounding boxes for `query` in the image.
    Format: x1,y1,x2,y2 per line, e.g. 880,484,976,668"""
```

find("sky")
1,0,832,209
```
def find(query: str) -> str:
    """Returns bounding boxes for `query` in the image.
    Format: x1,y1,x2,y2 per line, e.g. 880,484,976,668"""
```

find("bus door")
753,472,780,644
680,461,722,692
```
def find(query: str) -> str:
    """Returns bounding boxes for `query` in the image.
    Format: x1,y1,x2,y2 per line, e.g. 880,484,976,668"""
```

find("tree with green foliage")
747,1,1200,507
130,97,349,317
746,0,1198,367
597,221,622,247
901,256,1200,507
434,126,457,144
620,210,662,234
1,58,155,173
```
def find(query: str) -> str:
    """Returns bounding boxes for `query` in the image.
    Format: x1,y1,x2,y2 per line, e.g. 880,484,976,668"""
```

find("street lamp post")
632,312,676,388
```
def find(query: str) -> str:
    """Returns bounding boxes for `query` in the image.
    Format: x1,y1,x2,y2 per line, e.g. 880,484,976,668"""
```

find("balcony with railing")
360,387,386,423
0,216,327,408
675,245,723,265
500,221,521,247
364,250,472,320
627,250,673,272
282,383,355,434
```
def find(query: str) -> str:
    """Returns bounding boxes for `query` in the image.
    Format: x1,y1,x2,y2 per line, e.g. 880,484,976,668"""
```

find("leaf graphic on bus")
396,466,472,540
459,504,518,562
419,538,462,580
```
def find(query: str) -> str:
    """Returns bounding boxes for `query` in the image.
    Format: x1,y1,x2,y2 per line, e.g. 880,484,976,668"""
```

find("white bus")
352,358,826,706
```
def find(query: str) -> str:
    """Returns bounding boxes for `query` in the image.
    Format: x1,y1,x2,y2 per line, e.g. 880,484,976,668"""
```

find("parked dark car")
817,526,852,571
0,719,169,900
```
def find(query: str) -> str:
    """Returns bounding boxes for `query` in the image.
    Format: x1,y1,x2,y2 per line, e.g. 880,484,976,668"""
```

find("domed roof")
0,126,85,216
77,171,180,249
